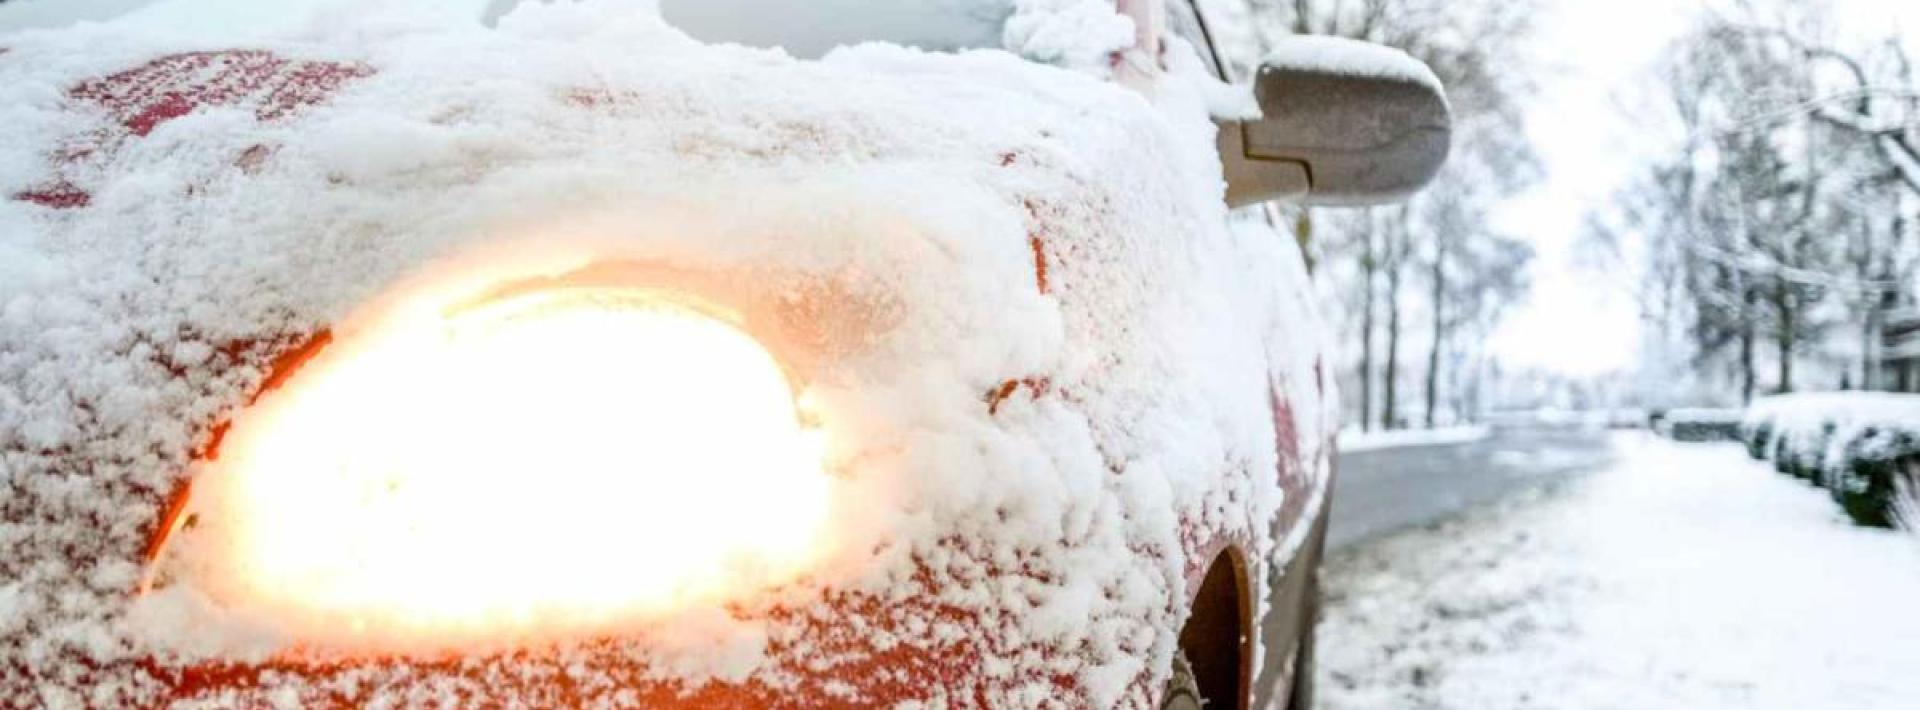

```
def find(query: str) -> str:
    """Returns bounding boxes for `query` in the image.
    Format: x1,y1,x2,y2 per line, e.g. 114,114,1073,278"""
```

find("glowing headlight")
172,287,830,647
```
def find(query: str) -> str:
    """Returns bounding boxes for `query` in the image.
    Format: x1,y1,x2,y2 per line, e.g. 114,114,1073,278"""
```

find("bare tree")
1357,212,1379,431
1421,189,1533,425
1382,208,1408,430
1242,0,1545,428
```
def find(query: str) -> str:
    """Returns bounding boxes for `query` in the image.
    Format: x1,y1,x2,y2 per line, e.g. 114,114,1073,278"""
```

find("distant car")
1655,408,1742,442
0,1,1448,707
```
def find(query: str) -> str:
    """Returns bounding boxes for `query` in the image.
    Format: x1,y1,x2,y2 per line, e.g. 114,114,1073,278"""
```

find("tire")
1162,652,1205,710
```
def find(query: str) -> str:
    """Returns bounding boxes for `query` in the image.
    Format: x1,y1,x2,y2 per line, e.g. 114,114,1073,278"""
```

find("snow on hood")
0,1,1328,706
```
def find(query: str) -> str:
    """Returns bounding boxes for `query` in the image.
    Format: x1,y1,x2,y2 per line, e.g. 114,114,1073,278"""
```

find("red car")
0,1,1447,707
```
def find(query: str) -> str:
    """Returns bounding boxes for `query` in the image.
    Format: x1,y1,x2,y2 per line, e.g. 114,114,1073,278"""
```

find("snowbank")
1322,434,1920,709
0,0,1330,706
1338,425,1490,453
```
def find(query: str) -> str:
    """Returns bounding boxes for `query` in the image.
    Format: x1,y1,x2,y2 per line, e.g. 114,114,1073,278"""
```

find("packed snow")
1320,434,1920,709
0,0,1341,706
1263,35,1444,93
1337,425,1490,453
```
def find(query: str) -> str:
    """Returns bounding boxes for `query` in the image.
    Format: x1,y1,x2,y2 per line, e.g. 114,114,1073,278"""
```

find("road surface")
1327,423,1617,549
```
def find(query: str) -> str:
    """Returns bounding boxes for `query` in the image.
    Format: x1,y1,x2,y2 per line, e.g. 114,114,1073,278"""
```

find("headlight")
164,285,831,649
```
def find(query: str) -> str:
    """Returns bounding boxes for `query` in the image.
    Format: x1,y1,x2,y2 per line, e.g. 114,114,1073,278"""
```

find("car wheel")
1162,652,1205,710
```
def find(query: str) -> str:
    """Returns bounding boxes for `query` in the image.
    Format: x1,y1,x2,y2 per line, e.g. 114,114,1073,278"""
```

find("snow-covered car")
0,0,1449,707
1653,408,1742,442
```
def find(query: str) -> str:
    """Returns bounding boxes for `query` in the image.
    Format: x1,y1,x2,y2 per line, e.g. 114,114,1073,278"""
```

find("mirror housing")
1220,37,1453,208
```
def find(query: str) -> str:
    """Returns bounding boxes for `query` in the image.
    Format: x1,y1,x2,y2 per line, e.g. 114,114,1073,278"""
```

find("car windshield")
658,0,1013,58
0,0,1014,57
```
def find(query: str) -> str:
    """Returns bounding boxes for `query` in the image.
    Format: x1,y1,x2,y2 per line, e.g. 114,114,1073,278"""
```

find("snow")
1338,425,1491,453
0,0,1333,706
1264,35,1444,94
1003,0,1136,76
1745,392,1920,436
1321,434,1920,709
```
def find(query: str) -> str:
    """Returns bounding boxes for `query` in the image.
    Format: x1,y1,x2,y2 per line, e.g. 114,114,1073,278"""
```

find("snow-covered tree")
1595,0,1920,403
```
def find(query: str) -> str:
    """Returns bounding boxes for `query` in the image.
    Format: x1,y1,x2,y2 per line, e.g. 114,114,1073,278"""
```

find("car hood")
0,6,1327,707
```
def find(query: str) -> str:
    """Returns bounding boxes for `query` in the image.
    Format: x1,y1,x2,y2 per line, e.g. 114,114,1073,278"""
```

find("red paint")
124,93,197,137
16,51,373,210
1268,383,1314,534
13,181,91,209
257,59,373,121
142,331,333,572
986,377,1053,415
142,481,195,565
253,330,334,399
1030,234,1051,294
562,88,614,108
140,547,1110,707
1021,197,1061,296
1270,386,1300,475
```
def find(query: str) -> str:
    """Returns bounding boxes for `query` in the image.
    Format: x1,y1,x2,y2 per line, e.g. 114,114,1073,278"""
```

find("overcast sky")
1487,0,1691,378
1489,0,1920,377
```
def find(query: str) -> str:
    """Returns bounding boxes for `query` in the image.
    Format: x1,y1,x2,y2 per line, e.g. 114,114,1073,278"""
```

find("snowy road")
1329,424,1617,549
1316,434,1920,709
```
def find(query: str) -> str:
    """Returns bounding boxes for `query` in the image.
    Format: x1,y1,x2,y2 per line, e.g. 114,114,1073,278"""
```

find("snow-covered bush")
1655,408,1743,442
1743,393,1920,528
1740,411,1774,460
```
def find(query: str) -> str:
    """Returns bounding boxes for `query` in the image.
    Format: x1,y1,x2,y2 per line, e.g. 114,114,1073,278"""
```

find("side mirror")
1219,37,1453,208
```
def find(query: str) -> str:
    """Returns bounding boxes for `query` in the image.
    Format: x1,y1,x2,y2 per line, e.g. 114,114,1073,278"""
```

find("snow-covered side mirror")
1220,37,1453,208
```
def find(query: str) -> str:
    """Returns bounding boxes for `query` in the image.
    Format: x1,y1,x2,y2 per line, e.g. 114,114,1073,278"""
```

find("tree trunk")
1382,215,1405,431
1740,286,1758,405
1358,218,1376,432
1864,302,1881,391
1425,240,1446,429
1775,283,1795,394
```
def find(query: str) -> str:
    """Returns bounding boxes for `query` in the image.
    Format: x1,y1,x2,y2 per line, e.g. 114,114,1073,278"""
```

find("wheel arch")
1177,543,1254,710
